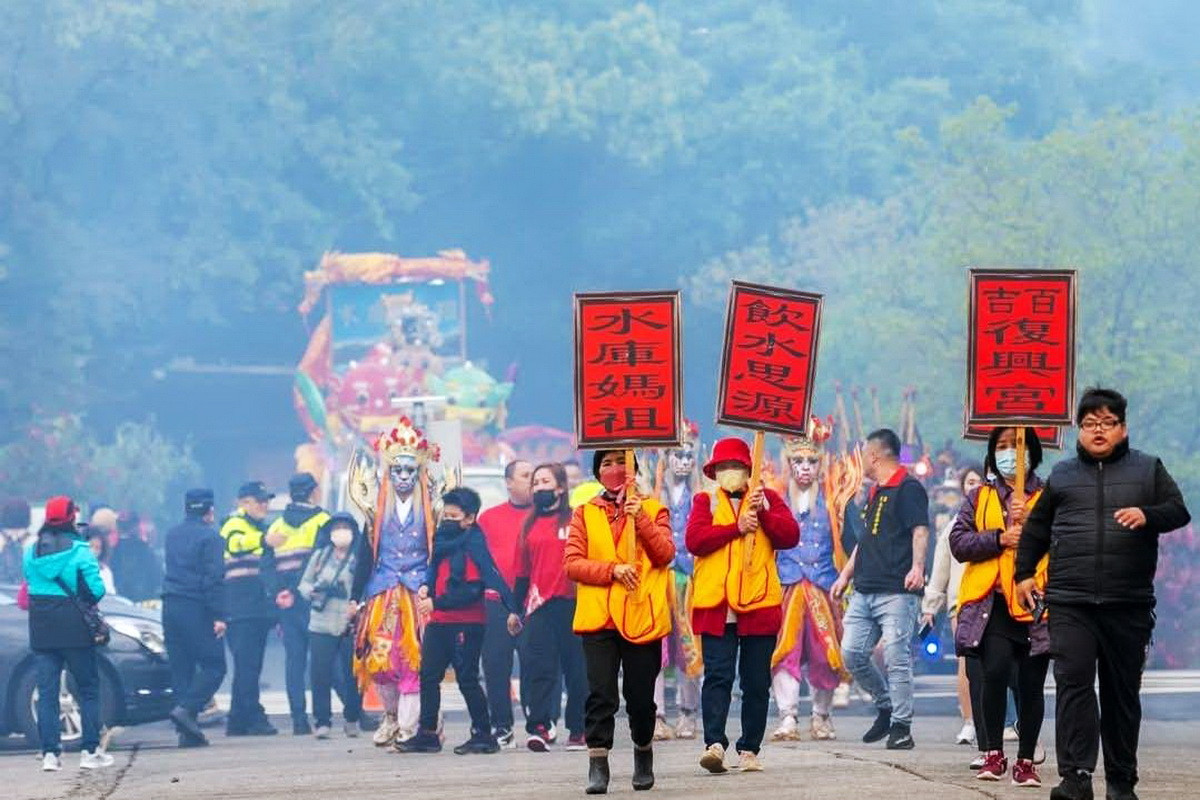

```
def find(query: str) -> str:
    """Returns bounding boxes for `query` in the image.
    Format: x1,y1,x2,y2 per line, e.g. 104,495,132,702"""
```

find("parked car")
0,585,174,749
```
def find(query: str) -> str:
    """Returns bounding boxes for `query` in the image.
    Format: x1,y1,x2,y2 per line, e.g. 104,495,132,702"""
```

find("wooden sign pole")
741,430,766,570
1014,426,1027,504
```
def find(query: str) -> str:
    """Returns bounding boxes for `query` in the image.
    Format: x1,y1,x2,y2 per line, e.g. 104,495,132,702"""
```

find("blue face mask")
994,450,1029,479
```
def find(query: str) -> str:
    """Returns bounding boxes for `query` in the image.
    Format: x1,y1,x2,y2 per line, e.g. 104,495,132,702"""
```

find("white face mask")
715,467,750,493
330,528,354,549
994,450,1030,479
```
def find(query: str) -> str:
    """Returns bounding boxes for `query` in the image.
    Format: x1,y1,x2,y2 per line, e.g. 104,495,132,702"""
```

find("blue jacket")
163,515,228,620
23,527,106,650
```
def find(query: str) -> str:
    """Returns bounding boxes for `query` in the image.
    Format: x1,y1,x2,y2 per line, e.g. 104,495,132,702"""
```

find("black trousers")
700,624,774,754
966,654,1021,751
163,597,227,715
582,630,662,750
310,632,362,727
1050,602,1154,787
482,598,520,730
226,617,274,729
419,622,490,735
278,599,310,723
524,598,587,736
975,628,1049,757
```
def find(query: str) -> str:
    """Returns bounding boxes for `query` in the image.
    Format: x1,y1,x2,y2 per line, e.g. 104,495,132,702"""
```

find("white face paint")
789,453,820,488
668,446,695,478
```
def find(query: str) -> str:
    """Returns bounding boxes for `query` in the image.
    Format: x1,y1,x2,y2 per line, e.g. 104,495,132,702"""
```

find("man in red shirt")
476,460,533,748
686,437,799,774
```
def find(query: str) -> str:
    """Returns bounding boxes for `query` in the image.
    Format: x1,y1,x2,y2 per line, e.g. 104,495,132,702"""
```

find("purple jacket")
949,476,1049,657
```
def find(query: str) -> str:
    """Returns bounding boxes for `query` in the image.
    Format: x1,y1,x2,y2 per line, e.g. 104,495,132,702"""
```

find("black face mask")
533,489,560,512
436,520,465,539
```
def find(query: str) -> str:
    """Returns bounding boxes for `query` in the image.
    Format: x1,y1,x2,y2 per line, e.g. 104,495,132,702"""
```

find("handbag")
53,571,111,647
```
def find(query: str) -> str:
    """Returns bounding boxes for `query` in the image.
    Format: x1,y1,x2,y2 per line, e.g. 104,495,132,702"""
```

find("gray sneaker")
343,721,360,738
314,725,332,740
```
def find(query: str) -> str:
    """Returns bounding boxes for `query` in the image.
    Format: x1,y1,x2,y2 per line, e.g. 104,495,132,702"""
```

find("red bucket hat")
703,438,753,479
44,495,78,527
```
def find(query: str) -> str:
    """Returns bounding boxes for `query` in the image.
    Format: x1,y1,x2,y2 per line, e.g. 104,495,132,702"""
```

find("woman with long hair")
950,428,1050,788
515,462,588,752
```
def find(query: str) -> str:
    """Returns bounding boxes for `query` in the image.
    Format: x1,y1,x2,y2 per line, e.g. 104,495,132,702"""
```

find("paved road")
3,711,1197,800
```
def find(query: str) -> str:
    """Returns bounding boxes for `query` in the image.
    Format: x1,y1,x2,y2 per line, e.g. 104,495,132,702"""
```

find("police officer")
162,489,228,747
221,481,279,737
266,472,330,735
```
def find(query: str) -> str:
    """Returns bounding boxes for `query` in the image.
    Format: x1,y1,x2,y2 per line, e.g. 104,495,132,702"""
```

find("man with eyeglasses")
1016,387,1190,800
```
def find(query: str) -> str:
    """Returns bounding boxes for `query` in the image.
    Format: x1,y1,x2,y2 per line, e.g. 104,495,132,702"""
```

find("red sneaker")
1012,758,1042,787
975,751,1008,781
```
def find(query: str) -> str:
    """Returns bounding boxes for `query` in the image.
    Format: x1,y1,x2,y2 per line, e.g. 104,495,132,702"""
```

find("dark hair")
504,460,531,481
442,486,482,518
522,463,571,552
984,427,1043,478
86,527,110,563
957,463,985,492
866,428,902,459
1076,386,1127,425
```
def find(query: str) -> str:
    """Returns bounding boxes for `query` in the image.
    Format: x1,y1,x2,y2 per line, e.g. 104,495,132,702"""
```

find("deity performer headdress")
374,416,440,467
782,415,834,460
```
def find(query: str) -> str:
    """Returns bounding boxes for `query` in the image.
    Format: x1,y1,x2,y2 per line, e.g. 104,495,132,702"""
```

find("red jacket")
685,487,799,637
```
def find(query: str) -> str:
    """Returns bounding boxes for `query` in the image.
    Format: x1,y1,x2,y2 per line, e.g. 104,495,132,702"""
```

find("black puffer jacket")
1016,440,1191,605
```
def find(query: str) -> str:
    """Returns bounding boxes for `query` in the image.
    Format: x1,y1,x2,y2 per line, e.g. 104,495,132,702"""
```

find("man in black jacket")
162,489,228,747
1016,388,1191,800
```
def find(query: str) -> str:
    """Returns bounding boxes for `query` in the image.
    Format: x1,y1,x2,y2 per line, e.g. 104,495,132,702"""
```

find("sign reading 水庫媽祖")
967,269,1077,427
574,291,683,450
716,281,823,437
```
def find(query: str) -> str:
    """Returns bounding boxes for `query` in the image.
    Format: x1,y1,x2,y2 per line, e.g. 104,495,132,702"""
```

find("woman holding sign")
950,427,1050,788
564,450,675,795
685,437,799,775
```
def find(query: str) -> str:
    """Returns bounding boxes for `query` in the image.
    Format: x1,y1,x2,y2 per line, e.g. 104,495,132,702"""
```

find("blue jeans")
279,601,310,724
700,625,775,754
840,592,919,724
36,647,101,755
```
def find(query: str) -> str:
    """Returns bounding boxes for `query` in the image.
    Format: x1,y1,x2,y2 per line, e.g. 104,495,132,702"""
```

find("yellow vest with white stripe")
957,485,1048,622
220,511,268,576
692,489,782,613
267,509,330,574
572,498,671,643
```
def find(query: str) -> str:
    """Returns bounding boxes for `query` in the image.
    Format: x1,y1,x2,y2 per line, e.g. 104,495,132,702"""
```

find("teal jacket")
23,528,106,650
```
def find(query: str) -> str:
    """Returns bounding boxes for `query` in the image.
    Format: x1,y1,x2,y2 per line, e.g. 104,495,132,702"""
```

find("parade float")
290,250,574,507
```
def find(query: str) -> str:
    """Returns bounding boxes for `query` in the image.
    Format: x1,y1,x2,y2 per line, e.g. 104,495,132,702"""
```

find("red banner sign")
716,281,823,437
574,291,683,449
967,269,1076,427
963,422,1065,451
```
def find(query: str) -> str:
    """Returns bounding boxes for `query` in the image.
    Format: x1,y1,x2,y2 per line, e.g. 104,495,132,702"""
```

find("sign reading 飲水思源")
967,269,1077,428
716,281,823,438
573,291,683,450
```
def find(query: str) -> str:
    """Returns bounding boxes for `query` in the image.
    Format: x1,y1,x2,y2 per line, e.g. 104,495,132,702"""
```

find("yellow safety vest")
957,485,1048,622
220,511,269,577
572,498,671,643
267,510,330,574
692,489,782,614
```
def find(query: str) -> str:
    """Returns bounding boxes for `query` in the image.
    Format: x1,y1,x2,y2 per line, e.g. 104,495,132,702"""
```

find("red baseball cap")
44,495,78,527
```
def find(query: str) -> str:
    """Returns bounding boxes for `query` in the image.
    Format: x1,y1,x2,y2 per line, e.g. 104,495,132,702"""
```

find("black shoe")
395,731,443,753
453,733,500,755
632,747,654,791
1105,782,1137,800
586,755,611,795
1051,771,1095,800
885,722,914,750
177,731,209,748
169,706,205,741
862,709,892,743
227,719,278,737
293,719,312,736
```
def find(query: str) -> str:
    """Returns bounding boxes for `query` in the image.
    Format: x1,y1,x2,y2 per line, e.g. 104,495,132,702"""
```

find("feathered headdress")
783,415,835,459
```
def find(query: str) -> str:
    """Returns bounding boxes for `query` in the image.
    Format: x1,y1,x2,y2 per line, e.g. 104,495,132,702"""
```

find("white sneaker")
373,714,399,747
674,713,697,740
314,725,331,740
770,715,799,742
653,716,675,741
956,721,977,745
699,742,727,774
832,683,851,709
79,750,115,770
810,714,836,741
738,750,763,772
42,753,61,772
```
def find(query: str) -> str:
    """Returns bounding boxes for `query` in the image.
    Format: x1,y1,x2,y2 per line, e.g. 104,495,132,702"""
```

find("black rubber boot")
586,751,611,795
632,746,654,791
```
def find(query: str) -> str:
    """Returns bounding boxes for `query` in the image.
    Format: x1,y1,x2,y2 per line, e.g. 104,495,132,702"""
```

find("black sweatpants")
482,598,519,730
523,598,586,736
1050,602,1154,787
419,622,490,735
163,597,227,715
974,601,1049,759
700,624,774,755
226,617,274,730
582,630,662,751
310,632,362,727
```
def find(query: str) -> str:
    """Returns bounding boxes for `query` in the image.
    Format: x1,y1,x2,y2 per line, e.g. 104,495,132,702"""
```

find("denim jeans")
36,647,101,755
840,592,919,724
278,601,311,724
700,624,775,754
